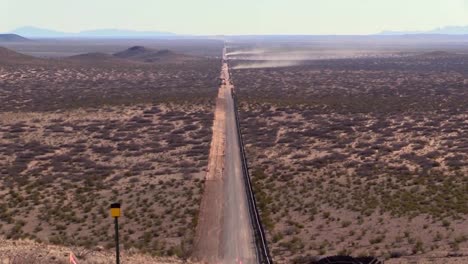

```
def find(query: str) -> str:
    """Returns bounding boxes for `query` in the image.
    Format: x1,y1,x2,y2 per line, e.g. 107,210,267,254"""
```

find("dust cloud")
227,48,402,69
232,61,302,69
226,49,265,56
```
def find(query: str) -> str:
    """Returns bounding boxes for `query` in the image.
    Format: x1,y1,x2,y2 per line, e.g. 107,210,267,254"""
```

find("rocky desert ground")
231,51,468,263
1,39,467,264
0,45,220,262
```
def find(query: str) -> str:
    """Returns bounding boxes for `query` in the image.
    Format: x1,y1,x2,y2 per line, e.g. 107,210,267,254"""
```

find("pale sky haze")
1,0,468,35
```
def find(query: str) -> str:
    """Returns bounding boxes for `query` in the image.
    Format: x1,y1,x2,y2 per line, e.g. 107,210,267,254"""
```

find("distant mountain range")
378,25,468,35
8,26,176,38
5,25,468,38
0,34,30,42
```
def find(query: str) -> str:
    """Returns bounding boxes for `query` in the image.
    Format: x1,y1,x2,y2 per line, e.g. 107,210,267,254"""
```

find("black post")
114,217,120,264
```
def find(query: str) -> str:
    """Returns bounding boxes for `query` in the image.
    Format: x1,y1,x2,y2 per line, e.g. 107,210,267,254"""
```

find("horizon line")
3,24,468,37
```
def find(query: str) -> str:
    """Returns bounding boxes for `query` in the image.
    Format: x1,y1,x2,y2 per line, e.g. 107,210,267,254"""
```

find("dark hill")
0,46,38,63
113,46,152,58
68,52,123,62
0,34,30,42
66,52,137,65
113,46,199,63
416,51,459,58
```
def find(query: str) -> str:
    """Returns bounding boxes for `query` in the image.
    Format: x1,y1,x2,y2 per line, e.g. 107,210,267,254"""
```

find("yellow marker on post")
110,203,121,218
110,203,121,264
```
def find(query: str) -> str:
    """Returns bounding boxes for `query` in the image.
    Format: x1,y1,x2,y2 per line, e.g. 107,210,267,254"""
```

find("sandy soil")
193,49,257,263
192,60,227,263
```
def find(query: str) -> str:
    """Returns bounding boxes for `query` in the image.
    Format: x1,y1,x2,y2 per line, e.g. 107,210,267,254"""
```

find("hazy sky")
2,0,468,35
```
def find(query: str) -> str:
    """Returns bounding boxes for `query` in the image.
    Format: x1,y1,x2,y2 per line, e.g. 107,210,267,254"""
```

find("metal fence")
232,92,273,264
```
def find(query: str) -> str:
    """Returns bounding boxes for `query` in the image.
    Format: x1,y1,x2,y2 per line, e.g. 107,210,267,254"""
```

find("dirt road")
193,47,257,264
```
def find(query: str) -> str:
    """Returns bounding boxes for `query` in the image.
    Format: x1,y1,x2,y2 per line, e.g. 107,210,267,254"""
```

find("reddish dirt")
192,64,227,263
193,48,257,263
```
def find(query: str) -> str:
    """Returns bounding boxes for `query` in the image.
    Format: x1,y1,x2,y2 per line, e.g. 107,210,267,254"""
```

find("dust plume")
228,49,403,69
232,60,302,70
226,49,265,56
